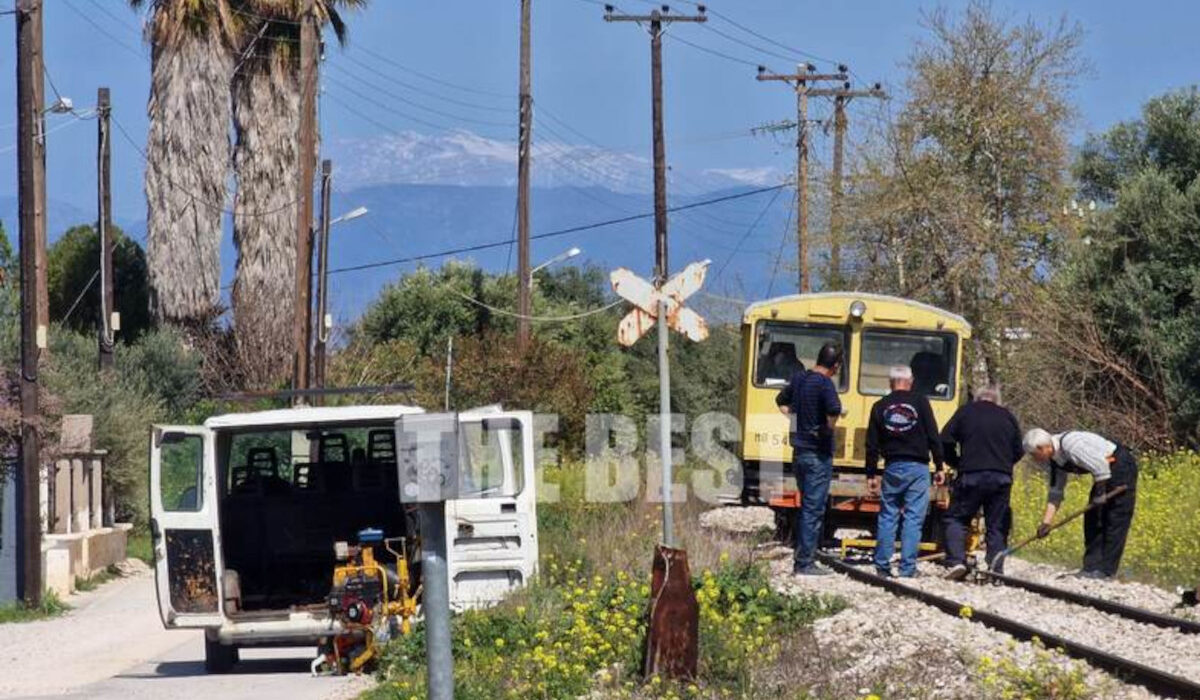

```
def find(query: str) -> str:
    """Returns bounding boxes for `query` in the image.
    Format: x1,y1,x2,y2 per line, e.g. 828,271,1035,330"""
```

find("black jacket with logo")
865,389,943,478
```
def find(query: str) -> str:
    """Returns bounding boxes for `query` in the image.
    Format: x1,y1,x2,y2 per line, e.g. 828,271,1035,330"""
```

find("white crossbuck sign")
610,260,711,347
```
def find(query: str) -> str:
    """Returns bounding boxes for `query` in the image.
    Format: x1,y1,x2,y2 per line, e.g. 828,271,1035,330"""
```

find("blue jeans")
792,451,832,569
873,461,931,576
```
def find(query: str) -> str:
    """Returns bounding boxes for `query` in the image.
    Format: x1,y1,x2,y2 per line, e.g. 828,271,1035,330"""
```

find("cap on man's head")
816,342,843,369
888,365,913,382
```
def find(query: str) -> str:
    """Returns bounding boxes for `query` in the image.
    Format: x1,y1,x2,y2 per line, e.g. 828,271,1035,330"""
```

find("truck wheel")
204,637,238,673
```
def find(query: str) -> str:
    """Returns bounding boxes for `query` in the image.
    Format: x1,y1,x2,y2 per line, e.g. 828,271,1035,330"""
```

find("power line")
353,43,511,100
451,288,622,322
326,62,514,129
713,184,785,278
326,182,789,276
62,0,144,60
335,52,510,114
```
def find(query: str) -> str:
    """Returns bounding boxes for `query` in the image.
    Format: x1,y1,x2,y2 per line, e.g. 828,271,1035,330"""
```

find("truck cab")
735,293,971,545
149,404,537,671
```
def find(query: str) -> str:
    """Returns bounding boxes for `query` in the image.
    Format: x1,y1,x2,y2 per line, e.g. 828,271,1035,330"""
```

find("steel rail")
817,554,1200,700
980,570,1200,635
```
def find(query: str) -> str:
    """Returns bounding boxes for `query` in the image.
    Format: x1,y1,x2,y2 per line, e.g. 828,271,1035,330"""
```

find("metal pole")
292,0,318,401
516,0,533,351
419,503,454,700
98,87,115,370
444,336,453,411
796,64,809,293
650,13,667,284
313,160,332,395
657,299,674,546
15,0,44,607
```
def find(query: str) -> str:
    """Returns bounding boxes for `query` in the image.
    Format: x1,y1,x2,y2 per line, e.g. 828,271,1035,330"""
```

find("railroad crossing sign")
610,260,711,346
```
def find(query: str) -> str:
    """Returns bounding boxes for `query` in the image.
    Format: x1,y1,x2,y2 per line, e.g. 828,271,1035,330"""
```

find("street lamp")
314,200,370,391
529,246,582,284
330,205,368,226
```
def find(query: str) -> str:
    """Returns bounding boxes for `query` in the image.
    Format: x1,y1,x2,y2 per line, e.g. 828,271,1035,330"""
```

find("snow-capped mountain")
329,129,783,194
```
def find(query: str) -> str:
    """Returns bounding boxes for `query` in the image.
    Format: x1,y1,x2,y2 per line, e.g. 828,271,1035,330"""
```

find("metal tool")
992,485,1128,568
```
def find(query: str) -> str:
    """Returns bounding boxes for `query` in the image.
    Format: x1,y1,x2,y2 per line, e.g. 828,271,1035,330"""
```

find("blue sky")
1,0,1198,228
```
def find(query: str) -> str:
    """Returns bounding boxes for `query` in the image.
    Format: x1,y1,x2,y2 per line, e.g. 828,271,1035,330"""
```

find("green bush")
42,327,202,525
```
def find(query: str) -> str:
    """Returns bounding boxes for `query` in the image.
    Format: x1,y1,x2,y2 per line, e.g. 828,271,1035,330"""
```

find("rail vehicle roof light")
849,300,867,319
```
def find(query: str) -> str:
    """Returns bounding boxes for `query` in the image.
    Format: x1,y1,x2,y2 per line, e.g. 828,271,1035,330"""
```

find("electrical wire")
450,289,622,322
62,0,145,60
713,184,785,278
326,182,789,276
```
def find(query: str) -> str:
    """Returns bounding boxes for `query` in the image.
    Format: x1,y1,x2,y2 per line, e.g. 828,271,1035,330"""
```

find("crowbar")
992,485,1128,568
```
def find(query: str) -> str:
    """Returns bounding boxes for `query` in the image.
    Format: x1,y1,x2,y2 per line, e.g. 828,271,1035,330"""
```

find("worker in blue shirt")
775,342,843,576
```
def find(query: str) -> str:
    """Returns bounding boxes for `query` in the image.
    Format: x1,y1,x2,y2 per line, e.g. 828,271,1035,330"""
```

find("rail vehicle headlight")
849,300,867,320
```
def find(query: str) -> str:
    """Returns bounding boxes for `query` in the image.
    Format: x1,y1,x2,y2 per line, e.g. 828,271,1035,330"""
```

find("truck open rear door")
149,425,225,627
447,410,538,609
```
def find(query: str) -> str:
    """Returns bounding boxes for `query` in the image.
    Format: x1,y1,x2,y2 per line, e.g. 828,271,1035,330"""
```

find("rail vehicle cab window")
160,433,204,512
754,321,849,390
460,418,525,498
859,330,957,399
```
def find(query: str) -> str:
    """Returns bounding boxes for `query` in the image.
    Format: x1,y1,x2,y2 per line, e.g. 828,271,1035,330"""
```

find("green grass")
126,529,154,566
0,590,70,624
74,564,123,592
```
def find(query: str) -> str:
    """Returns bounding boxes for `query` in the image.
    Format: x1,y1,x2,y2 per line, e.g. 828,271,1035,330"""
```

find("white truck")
149,404,538,672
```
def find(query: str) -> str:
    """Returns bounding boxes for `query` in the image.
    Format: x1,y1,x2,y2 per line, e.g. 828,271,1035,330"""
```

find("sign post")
611,260,709,679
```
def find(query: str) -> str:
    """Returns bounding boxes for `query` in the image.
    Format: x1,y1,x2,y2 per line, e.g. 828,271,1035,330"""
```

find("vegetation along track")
817,554,1200,699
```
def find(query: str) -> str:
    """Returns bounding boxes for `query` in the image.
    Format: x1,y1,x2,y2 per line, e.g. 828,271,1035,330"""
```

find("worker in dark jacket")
1024,428,1138,579
866,365,944,578
776,342,843,576
940,385,1024,579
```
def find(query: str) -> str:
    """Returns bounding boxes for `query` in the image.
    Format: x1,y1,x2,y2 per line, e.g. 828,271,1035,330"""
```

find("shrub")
975,639,1090,700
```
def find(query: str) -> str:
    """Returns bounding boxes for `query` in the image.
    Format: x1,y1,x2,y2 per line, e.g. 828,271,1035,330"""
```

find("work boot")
944,564,969,581
794,564,832,577
875,567,895,578
1074,570,1105,580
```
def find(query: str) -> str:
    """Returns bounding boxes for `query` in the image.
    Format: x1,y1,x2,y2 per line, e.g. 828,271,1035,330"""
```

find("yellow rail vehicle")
736,293,972,546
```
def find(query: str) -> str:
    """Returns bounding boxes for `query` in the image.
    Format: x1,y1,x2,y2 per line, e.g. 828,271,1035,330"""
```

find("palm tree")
230,0,364,387
132,0,237,327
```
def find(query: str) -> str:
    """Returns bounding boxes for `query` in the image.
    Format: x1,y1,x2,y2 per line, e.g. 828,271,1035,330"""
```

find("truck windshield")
754,321,849,390
859,329,957,399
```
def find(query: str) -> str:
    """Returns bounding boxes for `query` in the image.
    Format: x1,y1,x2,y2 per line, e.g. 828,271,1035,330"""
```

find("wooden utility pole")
97,87,115,370
313,160,332,395
292,0,318,400
15,0,45,606
757,64,846,292
605,5,706,285
808,79,886,289
516,0,533,351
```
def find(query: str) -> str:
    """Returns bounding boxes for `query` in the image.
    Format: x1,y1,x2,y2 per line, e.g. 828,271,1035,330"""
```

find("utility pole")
292,0,318,401
808,78,886,289
97,87,115,370
313,160,332,396
605,4,706,285
516,0,533,352
757,63,846,292
15,0,45,607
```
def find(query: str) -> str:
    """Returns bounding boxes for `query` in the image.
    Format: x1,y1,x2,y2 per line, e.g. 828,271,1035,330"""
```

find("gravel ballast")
706,507,1172,698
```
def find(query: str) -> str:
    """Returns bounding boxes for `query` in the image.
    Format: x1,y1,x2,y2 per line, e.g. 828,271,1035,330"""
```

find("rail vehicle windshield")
859,329,957,399
754,321,849,390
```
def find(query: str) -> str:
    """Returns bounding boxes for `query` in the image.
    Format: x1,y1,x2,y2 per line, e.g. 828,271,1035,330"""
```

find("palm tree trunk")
231,58,305,387
145,30,231,325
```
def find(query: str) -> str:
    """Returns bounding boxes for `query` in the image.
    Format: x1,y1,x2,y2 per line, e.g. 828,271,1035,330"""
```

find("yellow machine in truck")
735,293,971,547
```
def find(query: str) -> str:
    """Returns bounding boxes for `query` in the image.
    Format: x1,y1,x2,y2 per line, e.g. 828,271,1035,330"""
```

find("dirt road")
1,568,371,700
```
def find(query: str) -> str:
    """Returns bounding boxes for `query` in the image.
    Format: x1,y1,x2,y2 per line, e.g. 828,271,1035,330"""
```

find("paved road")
1,568,370,700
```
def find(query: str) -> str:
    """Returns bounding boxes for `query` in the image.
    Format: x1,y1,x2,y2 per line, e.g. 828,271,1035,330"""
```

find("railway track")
817,553,1200,699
